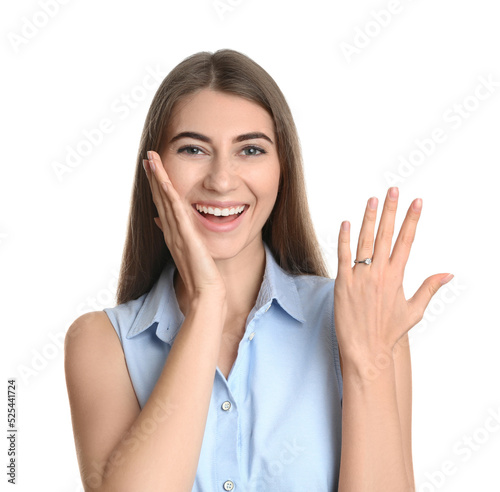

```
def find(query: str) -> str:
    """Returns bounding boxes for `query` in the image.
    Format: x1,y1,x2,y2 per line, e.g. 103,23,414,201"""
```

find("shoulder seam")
103,308,122,343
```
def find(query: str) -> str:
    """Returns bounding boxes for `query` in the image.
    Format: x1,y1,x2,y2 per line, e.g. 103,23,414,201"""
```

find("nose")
202,154,239,194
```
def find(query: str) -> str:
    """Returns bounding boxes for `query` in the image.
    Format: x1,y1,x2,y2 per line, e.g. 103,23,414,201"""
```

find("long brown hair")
116,49,329,305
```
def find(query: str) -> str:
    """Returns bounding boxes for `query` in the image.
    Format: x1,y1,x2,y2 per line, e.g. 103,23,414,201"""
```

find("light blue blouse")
103,243,343,491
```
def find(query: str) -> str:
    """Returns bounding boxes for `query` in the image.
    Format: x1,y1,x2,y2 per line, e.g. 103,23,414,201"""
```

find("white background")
2,0,499,490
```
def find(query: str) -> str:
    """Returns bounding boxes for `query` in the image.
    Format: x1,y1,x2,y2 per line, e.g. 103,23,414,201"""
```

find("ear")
153,217,163,232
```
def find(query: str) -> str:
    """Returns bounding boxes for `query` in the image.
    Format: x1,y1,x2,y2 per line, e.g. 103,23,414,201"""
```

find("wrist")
340,345,396,389
340,340,394,364
189,291,227,314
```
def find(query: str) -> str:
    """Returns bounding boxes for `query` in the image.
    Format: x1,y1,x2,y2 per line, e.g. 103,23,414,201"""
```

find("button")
248,332,255,341
223,480,234,490
221,401,231,411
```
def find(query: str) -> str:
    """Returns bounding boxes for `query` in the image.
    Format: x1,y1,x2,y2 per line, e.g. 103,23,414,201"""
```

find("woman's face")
159,89,281,261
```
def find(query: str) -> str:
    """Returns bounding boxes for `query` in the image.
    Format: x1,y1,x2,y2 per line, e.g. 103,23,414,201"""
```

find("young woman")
64,49,453,491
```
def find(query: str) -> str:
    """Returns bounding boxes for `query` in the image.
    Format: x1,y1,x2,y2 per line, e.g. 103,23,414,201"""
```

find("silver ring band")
354,258,372,265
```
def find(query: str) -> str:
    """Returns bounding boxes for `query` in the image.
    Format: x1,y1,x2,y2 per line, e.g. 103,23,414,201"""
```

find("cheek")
258,166,280,212
267,164,281,200
161,162,192,200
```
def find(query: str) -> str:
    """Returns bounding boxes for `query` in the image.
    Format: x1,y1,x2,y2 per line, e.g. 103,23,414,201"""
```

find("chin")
204,240,245,262
202,234,262,263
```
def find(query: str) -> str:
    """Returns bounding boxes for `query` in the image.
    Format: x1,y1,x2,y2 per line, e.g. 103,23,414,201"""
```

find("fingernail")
389,187,399,200
368,197,378,210
147,151,153,160
440,273,454,285
142,159,149,172
341,221,350,231
412,198,422,212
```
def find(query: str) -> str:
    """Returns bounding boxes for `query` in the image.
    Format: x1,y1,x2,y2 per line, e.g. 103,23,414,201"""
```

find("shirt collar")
126,243,306,344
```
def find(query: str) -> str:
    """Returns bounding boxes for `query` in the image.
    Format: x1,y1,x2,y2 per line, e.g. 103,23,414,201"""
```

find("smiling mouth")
194,204,247,223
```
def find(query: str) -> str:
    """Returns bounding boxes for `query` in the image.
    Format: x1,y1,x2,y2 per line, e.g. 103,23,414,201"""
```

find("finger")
337,220,352,279
148,151,194,243
148,150,177,192
407,273,454,325
143,158,154,192
143,158,165,221
354,196,378,266
152,175,174,245
144,158,166,234
143,157,159,216
372,187,399,264
390,198,422,276
147,155,175,244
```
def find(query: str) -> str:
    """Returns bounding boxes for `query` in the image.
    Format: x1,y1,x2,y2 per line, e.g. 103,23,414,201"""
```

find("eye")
241,145,267,156
177,145,205,155
177,144,267,157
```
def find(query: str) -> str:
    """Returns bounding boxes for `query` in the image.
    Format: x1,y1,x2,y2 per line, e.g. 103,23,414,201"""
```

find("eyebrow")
168,131,274,145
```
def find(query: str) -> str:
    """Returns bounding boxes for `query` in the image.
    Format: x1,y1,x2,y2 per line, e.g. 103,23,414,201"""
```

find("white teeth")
195,204,245,216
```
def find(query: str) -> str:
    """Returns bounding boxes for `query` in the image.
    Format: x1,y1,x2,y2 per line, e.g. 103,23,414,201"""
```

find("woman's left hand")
333,186,453,362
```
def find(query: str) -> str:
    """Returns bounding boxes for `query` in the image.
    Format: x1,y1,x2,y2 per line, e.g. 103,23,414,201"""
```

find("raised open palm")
333,187,453,362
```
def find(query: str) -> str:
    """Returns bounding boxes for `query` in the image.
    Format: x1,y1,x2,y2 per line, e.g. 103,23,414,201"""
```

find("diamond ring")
354,258,372,265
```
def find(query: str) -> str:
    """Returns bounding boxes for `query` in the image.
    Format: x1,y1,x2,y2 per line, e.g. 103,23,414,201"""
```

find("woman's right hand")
143,150,226,305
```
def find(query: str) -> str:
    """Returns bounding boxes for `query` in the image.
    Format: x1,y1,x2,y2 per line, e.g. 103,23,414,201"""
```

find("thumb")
407,273,454,323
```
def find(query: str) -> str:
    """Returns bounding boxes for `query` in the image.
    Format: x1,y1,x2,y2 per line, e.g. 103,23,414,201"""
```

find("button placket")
214,381,240,490
244,302,270,342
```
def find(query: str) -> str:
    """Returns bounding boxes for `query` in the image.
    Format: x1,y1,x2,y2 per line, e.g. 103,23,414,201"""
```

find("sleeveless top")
103,243,343,491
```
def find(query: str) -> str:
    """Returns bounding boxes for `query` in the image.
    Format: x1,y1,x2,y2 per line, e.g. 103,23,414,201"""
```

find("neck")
174,239,267,319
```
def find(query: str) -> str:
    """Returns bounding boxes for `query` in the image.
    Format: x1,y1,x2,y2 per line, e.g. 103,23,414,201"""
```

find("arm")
393,333,415,488
338,336,414,489
338,347,410,490
65,294,226,491
334,188,452,491
65,151,229,491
